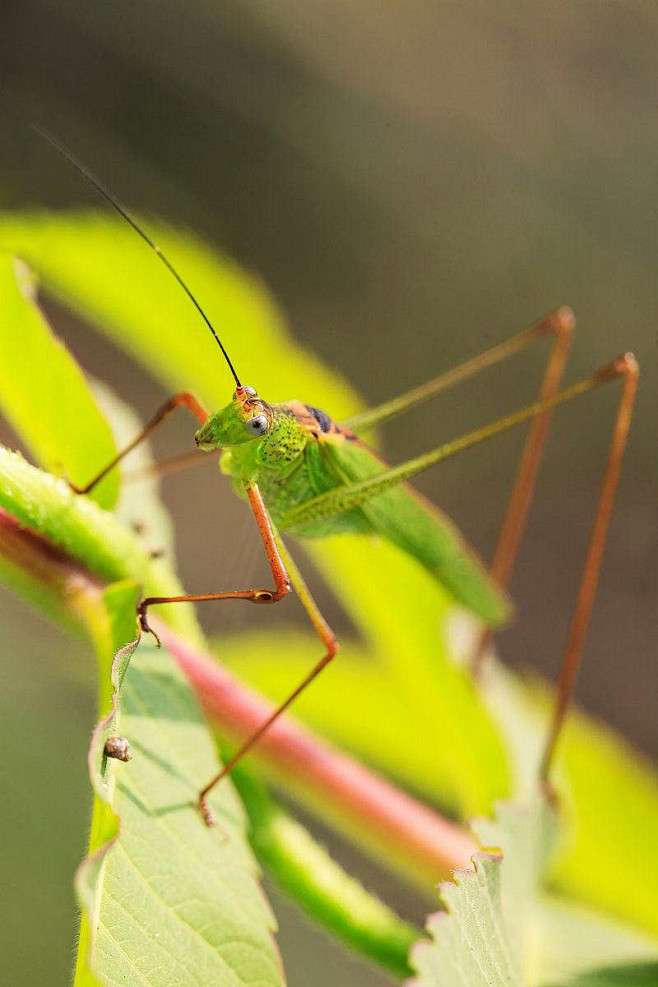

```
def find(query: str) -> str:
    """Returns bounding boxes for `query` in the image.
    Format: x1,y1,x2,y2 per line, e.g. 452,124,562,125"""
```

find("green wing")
321,438,511,627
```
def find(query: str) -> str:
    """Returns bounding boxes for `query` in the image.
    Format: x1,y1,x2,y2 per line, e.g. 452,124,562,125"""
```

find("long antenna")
34,125,242,388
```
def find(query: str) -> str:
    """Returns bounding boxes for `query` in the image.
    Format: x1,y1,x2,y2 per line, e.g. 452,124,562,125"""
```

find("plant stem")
157,620,477,883
0,504,476,884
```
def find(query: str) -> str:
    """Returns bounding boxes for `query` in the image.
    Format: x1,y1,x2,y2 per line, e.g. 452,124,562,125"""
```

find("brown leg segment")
138,482,296,824
141,497,339,827
540,353,639,789
69,391,209,495
122,449,211,484
471,308,575,675
138,481,291,642
343,307,575,433
197,532,338,825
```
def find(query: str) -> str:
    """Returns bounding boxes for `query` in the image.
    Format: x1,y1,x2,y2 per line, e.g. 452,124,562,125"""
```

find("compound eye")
244,413,269,437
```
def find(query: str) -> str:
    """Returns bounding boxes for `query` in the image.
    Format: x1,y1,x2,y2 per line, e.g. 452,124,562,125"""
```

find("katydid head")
194,385,273,450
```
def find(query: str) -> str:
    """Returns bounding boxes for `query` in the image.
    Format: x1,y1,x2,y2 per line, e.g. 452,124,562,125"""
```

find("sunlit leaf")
408,799,658,987
0,211,360,417
538,905,658,986
411,851,523,986
409,800,554,987
478,656,658,936
0,253,118,507
74,582,284,987
546,702,658,935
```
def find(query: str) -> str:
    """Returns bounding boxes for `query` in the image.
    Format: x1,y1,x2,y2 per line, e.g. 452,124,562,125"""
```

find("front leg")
70,391,209,496
137,484,340,827
137,481,291,642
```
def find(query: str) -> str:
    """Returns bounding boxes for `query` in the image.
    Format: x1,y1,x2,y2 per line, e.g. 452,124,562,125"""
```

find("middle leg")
197,532,339,824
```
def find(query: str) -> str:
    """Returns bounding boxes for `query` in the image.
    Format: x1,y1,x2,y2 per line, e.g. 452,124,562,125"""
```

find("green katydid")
39,129,638,825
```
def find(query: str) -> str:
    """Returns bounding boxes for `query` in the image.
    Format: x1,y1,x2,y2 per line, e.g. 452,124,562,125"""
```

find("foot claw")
199,798,216,827
137,605,161,647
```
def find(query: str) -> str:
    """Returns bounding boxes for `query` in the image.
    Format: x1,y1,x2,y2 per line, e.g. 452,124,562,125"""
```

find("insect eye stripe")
305,405,332,433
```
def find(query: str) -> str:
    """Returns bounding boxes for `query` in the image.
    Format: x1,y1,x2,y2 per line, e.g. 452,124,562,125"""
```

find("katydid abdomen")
318,439,511,627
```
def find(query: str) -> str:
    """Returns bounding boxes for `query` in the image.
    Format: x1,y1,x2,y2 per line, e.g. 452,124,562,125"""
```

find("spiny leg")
69,391,209,495
539,355,639,790
198,533,338,825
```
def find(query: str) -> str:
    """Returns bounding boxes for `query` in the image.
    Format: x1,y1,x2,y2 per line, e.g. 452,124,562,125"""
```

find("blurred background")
0,2,656,984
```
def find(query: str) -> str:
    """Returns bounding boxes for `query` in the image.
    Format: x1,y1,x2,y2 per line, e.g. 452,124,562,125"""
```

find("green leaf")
0,253,118,508
75,582,284,987
548,962,658,987
550,705,658,936
0,211,360,418
411,851,524,987
537,904,658,986
75,581,142,987
478,656,658,937
409,798,658,987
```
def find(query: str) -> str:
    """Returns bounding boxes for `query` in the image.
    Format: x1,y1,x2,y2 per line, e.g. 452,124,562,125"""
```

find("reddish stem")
0,507,476,879
156,620,477,878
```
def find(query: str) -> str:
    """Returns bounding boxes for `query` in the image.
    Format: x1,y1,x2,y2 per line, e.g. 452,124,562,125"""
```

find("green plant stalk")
0,447,200,642
230,766,420,979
